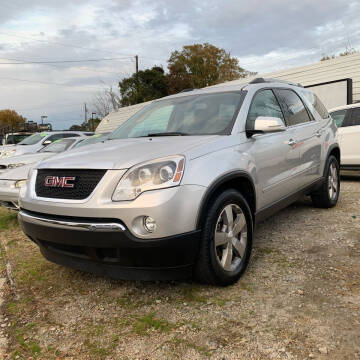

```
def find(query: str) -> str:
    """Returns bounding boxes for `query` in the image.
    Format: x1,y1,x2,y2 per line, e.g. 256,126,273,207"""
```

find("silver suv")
18,78,340,286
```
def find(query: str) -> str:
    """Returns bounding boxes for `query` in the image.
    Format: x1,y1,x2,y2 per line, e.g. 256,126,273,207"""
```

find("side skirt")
254,178,324,226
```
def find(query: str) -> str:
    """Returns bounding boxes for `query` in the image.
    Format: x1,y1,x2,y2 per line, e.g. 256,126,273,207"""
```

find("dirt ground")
0,176,359,360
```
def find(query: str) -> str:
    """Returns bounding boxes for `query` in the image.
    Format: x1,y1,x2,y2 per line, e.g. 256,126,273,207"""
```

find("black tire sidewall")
203,189,253,285
324,155,340,206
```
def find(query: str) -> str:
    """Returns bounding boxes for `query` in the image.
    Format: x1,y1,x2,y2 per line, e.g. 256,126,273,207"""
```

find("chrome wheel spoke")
214,231,228,247
232,235,247,258
232,213,246,236
221,242,233,271
224,205,234,229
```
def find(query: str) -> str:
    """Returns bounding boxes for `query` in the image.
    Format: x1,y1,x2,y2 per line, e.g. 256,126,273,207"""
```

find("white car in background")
0,131,93,158
0,137,87,209
329,103,360,170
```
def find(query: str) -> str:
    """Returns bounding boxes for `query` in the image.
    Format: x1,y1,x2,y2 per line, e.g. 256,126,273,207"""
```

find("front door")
246,89,301,209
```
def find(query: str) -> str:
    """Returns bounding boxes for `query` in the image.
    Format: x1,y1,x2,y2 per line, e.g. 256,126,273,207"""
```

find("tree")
92,85,121,119
119,66,168,106
167,43,248,94
69,117,101,132
0,109,26,132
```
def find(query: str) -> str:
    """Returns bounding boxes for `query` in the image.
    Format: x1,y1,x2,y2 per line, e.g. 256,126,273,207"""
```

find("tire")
194,189,253,286
311,155,340,208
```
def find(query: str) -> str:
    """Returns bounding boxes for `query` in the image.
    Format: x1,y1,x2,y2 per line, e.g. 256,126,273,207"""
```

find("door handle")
287,139,297,147
315,131,322,137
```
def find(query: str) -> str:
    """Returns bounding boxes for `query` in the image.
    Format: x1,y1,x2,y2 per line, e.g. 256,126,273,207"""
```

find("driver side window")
247,89,285,130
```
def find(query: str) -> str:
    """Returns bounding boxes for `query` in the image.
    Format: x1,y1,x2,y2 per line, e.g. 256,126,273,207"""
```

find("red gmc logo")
44,176,76,188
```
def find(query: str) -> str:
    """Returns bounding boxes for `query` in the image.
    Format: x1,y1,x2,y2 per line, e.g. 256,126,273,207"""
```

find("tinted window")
301,90,329,119
351,108,360,126
18,133,47,145
247,89,284,130
109,92,243,139
330,109,347,127
275,89,311,126
39,138,76,153
46,133,79,142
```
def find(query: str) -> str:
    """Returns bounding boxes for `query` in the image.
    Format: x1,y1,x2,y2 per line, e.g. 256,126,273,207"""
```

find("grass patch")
0,209,18,230
171,337,211,357
133,313,174,335
84,339,111,358
181,285,207,304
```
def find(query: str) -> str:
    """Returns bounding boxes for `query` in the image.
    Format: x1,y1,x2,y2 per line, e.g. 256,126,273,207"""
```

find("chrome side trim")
19,210,126,232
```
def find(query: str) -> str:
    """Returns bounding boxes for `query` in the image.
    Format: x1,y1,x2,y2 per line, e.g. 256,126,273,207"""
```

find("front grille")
35,169,106,200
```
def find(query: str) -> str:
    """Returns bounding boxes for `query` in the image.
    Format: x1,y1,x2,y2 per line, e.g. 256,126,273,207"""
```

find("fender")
196,170,256,230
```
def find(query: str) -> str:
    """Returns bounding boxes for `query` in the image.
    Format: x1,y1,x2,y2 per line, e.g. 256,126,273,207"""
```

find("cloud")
0,0,359,129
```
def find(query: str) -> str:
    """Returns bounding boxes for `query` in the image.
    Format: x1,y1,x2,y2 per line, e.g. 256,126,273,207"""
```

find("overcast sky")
0,0,359,130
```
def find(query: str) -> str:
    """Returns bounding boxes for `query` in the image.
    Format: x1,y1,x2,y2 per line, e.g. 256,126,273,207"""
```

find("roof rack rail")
179,88,196,93
249,77,303,87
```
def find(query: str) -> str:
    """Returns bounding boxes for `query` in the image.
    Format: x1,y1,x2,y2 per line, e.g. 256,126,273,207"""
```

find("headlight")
15,180,27,189
8,163,26,169
112,156,185,201
0,180,15,188
1,149,16,158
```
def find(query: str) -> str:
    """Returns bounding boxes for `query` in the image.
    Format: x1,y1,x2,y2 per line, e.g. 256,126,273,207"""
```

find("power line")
0,31,168,64
0,31,136,58
0,76,102,89
0,57,126,75
0,56,133,64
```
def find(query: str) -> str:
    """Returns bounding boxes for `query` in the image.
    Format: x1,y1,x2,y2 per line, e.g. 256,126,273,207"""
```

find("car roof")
154,78,304,102
329,103,360,112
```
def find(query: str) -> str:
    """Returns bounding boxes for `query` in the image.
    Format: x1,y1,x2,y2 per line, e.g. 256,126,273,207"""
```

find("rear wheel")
195,189,253,286
311,155,340,208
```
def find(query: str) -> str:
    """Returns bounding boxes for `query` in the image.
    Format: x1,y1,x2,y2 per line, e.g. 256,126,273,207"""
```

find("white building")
97,52,360,133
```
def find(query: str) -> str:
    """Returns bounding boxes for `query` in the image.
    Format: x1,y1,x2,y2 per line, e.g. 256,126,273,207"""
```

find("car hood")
0,163,33,181
0,152,53,166
37,136,219,169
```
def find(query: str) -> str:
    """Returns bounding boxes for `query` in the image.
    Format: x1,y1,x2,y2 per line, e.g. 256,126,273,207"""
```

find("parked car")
18,78,340,286
72,132,111,149
329,103,360,170
0,131,93,158
2,132,33,145
0,137,87,210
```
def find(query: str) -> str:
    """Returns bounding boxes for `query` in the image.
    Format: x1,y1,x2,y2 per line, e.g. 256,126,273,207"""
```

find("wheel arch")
196,171,256,230
327,144,341,168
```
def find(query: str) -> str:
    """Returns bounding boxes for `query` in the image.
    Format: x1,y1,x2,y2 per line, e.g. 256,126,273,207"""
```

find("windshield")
73,133,110,148
39,138,76,153
18,133,47,145
6,134,31,144
109,92,243,139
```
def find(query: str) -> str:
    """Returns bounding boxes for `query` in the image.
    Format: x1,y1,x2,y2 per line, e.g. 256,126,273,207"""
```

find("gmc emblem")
44,176,76,188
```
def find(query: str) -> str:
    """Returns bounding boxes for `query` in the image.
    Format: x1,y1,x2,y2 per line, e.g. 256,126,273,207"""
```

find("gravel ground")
0,176,359,359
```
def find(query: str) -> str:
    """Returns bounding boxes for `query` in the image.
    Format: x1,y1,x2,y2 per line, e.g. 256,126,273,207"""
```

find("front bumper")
0,186,19,210
18,209,201,280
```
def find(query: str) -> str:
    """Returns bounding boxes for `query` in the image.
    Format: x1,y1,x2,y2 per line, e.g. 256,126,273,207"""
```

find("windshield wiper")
145,132,189,137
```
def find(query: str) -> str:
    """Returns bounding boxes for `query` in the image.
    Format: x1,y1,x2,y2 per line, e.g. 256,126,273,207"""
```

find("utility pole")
84,103,88,124
91,112,96,132
135,55,138,74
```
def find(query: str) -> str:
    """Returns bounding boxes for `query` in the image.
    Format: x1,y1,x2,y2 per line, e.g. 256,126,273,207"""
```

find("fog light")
143,216,156,233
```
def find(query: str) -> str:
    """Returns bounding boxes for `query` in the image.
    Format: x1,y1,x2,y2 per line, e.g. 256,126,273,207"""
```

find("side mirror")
247,116,286,136
42,140,52,146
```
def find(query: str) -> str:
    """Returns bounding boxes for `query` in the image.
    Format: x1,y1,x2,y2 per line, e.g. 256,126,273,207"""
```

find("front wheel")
311,155,340,208
194,189,253,286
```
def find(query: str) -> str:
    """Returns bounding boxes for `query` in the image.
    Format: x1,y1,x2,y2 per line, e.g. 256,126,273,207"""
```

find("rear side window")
301,90,329,119
330,109,347,127
247,89,284,130
47,133,80,142
343,108,360,127
275,89,311,126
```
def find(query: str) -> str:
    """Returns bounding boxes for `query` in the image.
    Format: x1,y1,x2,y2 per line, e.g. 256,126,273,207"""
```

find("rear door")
339,107,360,166
274,88,322,187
